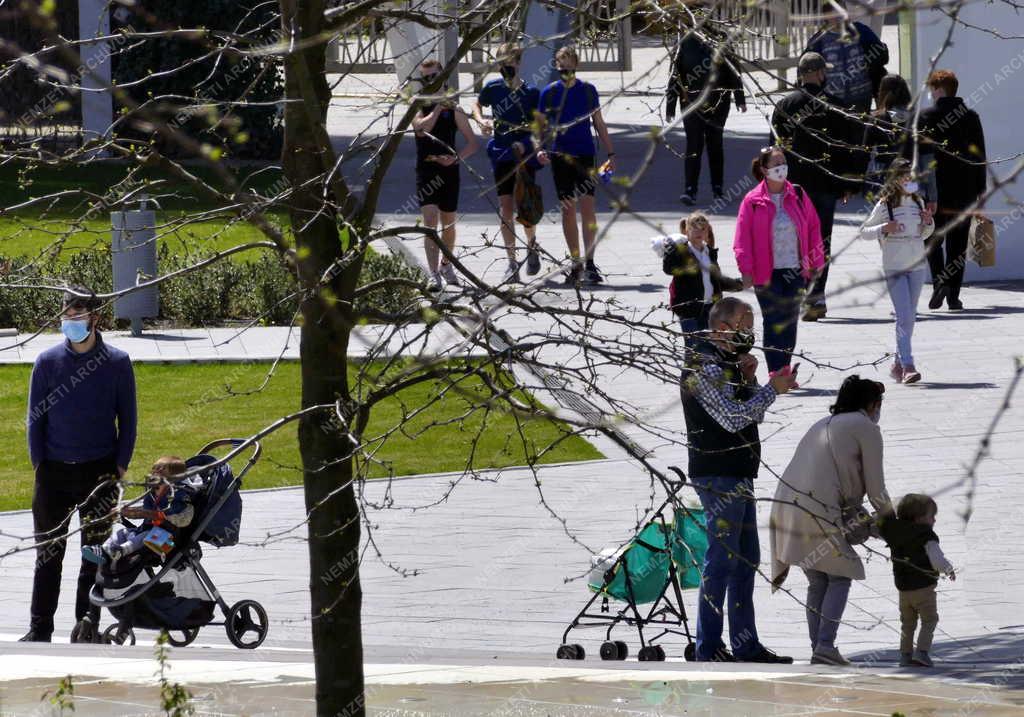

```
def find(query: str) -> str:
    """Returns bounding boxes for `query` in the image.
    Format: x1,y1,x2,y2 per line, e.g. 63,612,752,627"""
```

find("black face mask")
500,65,517,80
732,329,756,355
559,69,575,81
420,73,439,86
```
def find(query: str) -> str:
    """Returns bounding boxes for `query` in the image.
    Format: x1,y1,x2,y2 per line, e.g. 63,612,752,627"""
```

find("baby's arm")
925,540,955,580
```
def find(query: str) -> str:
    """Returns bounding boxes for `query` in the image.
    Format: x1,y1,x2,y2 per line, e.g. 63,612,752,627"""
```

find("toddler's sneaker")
889,361,904,383
81,545,107,566
903,366,922,384
899,652,914,667
911,650,933,667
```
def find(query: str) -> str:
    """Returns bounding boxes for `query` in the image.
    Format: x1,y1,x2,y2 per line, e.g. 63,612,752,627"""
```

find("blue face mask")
61,318,91,343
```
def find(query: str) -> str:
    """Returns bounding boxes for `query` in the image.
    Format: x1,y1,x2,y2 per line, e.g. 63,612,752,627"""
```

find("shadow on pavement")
914,381,999,390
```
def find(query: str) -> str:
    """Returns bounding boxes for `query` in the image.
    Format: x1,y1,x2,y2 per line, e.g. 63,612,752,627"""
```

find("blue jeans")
691,475,762,659
885,269,925,366
754,269,806,373
679,313,709,349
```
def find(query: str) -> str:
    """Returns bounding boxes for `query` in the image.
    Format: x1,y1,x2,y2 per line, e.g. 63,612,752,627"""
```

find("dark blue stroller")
83,439,267,648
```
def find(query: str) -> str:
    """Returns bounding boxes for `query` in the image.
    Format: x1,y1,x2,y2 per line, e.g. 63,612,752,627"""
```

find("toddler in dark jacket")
879,493,955,667
653,212,742,347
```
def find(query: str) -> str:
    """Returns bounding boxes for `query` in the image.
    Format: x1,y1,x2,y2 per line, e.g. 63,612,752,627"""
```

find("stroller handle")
198,438,262,464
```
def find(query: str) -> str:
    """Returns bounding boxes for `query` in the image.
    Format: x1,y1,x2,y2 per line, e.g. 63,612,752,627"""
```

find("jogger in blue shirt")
538,46,616,286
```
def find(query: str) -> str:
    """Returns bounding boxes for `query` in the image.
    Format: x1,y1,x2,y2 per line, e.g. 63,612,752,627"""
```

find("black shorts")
493,161,536,197
551,154,596,201
416,167,460,213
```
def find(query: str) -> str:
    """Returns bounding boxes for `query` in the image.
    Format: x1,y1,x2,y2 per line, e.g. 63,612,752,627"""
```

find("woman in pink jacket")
734,147,825,373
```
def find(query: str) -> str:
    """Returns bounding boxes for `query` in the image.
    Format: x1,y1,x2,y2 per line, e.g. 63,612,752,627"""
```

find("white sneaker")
439,261,460,286
427,272,443,292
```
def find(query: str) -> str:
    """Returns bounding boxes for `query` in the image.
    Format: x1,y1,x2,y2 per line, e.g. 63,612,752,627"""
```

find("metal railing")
325,0,632,77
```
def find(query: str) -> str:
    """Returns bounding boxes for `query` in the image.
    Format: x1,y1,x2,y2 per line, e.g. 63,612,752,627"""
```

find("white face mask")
765,164,788,182
903,180,919,194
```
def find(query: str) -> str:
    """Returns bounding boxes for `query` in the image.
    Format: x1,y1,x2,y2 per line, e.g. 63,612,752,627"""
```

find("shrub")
0,248,425,330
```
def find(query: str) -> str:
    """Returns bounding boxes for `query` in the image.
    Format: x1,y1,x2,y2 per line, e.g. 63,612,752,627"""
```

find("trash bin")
111,196,158,336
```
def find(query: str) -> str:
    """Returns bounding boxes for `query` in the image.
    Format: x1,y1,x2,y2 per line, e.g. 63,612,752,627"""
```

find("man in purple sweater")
20,287,137,642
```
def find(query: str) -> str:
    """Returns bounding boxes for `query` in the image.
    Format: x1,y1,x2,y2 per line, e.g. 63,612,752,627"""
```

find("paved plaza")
4,26,1024,716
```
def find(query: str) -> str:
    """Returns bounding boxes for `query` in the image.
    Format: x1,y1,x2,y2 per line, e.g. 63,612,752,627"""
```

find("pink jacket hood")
733,180,825,286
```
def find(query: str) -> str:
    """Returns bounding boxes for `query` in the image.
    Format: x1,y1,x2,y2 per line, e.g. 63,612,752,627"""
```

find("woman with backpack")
734,147,825,374
859,158,934,384
861,74,936,203
657,212,743,347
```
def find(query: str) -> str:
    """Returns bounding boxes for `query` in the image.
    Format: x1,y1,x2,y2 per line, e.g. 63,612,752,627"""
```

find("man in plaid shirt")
681,297,796,663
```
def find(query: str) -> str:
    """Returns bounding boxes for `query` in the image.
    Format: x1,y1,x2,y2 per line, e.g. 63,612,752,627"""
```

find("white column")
78,0,113,153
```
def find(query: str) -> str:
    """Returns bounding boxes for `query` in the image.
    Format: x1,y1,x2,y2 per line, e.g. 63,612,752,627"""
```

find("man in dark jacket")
680,297,796,663
804,17,889,113
913,70,987,311
771,53,859,321
666,28,747,204
21,286,137,642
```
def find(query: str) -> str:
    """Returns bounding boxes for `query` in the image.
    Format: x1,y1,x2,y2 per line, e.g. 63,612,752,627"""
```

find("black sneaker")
947,298,964,310
563,262,582,286
737,646,794,664
19,630,51,642
525,246,541,276
697,646,736,662
928,285,948,310
582,262,604,285
801,304,826,322
680,193,696,206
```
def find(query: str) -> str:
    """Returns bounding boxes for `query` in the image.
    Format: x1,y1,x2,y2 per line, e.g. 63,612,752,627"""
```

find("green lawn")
0,362,602,512
0,161,291,261
0,213,288,261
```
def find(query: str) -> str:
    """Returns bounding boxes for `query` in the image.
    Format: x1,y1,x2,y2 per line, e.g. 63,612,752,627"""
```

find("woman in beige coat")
770,376,893,666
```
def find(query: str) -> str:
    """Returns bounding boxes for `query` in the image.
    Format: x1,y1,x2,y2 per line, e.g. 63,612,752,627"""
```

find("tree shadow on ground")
851,629,1024,693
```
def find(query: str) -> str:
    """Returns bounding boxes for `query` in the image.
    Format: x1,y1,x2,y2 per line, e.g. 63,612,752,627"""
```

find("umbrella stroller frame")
556,466,700,662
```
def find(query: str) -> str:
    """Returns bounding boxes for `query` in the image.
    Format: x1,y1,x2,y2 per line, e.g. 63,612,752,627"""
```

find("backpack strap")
792,183,805,202
886,199,894,222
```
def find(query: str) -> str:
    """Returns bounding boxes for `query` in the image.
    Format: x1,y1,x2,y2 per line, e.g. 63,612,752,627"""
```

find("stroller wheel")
600,641,628,661
556,643,586,660
684,643,696,662
225,600,268,649
165,628,200,647
102,623,136,646
638,645,665,662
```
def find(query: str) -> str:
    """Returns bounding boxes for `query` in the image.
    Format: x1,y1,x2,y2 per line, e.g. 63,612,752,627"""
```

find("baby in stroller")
82,456,195,567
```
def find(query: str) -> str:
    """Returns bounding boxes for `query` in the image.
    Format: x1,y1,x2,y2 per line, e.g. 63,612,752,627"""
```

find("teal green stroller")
556,467,707,662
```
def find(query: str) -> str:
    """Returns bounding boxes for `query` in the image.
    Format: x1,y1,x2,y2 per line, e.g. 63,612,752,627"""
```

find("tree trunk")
280,1,365,715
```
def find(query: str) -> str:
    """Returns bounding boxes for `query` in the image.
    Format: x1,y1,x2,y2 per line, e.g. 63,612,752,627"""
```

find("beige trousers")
899,584,938,654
